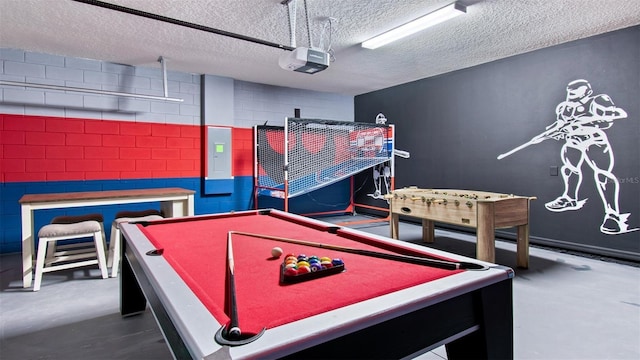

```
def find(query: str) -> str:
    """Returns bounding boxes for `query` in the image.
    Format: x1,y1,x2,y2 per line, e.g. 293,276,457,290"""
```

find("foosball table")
387,187,536,268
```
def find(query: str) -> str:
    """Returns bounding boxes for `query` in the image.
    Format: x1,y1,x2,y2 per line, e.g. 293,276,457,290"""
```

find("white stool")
108,209,163,278
33,214,108,291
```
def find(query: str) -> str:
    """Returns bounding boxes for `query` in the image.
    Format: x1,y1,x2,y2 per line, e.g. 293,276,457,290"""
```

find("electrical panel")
204,126,233,194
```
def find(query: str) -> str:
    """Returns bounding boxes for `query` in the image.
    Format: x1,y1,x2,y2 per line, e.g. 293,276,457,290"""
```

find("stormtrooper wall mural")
498,79,637,235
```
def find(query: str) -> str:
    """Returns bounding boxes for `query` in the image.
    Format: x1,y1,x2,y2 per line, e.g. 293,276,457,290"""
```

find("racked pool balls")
280,252,345,284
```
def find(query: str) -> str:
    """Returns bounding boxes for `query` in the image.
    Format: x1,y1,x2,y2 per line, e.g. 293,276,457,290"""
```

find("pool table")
119,209,514,359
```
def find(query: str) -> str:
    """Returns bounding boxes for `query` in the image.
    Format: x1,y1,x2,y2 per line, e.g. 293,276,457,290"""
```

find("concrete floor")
0,217,638,359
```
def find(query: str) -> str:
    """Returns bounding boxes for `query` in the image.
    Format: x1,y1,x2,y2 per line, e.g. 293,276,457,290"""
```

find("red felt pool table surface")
138,210,464,335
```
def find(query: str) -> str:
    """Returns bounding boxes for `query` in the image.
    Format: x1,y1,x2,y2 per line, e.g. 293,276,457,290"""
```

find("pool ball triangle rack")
279,255,346,284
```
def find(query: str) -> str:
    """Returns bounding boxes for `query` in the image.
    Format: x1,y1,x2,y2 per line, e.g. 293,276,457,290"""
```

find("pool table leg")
445,277,513,359
120,241,147,317
119,237,194,359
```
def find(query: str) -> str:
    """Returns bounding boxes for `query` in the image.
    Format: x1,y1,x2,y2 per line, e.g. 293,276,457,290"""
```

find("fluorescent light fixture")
362,2,466,49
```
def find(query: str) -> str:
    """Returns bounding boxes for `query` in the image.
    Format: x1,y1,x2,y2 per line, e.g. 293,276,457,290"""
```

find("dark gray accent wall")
355,26,639,261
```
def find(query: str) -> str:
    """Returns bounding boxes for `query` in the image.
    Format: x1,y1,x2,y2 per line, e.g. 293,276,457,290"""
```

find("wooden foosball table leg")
423,219,434,243
390,213,400,239
516,224,530,269
477,202,496,264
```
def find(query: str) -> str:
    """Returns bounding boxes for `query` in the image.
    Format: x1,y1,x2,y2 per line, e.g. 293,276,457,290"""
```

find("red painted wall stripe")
1,114,255,182
232,127,254,177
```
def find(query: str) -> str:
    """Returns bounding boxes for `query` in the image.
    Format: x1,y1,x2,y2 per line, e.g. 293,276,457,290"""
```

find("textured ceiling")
1,0,639,96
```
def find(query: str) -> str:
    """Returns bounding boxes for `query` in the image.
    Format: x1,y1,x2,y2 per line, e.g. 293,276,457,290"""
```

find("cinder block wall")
0,48,200,123
233,80,355,128
0,48,355,254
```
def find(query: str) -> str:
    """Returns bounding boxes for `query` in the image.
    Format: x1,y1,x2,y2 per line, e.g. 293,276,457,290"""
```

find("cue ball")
271,247,283,258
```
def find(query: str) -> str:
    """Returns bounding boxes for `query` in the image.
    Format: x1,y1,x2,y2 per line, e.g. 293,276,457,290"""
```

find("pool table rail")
120,209,514,359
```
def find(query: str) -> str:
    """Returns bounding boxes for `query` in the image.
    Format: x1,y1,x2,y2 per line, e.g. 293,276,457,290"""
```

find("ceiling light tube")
362,2,466,50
